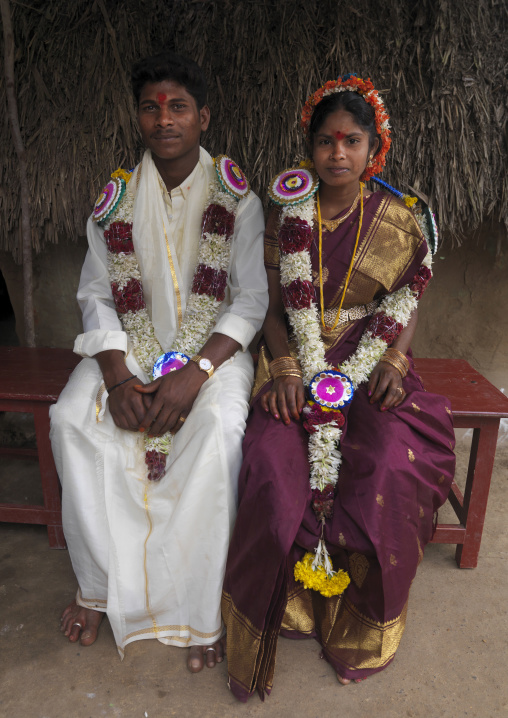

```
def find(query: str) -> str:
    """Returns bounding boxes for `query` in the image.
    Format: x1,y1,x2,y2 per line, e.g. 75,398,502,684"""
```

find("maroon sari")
222,192,456,702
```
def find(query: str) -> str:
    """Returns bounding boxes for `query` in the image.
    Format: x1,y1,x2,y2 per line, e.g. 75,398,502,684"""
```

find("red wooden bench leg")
455,418,499,568
33,405,66,549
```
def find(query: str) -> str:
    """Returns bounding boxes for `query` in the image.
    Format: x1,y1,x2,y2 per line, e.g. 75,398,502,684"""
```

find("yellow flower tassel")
294,552,351,598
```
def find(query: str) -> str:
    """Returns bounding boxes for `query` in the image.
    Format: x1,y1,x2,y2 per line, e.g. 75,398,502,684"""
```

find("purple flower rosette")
152,351,190,380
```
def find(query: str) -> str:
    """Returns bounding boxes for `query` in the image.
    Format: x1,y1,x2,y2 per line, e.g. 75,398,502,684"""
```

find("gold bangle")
273,372,303,380
269,356,302,379
380,357,407,378
383,348,409,371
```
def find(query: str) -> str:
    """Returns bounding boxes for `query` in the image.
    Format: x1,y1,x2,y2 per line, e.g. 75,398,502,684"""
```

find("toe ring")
73,621,83,629
205,647,216,653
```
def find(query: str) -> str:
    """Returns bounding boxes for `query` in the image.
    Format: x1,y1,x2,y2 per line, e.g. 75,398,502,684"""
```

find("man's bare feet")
60,600,103,646
187,638,225,673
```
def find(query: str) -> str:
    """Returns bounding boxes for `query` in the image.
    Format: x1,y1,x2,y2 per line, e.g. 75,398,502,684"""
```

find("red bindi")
334,131,346,140
157,93,167,105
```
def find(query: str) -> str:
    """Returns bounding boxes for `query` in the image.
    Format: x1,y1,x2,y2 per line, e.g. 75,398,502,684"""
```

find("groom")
51,51,267,672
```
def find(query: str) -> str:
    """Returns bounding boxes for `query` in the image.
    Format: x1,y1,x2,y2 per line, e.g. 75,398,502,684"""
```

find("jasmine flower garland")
278,190,433,594
98,163,244,481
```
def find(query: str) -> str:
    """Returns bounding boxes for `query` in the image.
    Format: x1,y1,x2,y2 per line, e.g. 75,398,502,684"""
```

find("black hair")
131,51,207,108
309,91,379,153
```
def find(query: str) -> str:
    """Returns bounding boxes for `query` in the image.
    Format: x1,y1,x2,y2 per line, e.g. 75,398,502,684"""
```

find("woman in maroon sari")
222,75,455,702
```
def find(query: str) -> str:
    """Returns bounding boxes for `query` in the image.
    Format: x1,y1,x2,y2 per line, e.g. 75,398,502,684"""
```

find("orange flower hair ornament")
301,74,391,181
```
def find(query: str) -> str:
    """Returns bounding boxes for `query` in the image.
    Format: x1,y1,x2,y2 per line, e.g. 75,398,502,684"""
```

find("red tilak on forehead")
334,130,346,140
157,93,167,105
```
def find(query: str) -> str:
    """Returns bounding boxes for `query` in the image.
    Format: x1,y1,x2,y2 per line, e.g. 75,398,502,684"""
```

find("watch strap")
190,354,214,378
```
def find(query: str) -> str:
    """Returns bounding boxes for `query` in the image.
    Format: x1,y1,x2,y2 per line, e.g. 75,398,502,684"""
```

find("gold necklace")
318,183,364,332
317,189,361,234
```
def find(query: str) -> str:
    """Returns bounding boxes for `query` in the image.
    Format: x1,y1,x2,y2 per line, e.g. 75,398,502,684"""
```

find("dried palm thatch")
0,0,506,259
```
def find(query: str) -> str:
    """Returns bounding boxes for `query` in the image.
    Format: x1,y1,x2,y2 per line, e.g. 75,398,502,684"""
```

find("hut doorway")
0,270,17,346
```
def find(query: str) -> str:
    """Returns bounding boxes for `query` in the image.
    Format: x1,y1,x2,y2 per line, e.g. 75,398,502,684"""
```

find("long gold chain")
318,182,364,331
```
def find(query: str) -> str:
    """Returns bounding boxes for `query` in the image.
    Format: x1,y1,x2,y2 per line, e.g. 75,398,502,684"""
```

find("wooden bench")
0,346,80,548
1,349,507,566
414,358,508,568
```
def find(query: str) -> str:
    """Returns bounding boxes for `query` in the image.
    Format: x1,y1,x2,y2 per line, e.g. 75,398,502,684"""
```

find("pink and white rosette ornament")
97,159,245,481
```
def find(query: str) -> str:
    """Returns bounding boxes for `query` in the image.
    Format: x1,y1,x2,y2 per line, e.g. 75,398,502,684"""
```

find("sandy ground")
0,425,507,718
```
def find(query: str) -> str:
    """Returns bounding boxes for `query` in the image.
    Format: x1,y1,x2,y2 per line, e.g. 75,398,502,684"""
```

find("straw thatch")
1,0,507,259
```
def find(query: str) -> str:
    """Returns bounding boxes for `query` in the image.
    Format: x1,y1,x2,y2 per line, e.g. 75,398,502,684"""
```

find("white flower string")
95,159,248,480
277,187,434,584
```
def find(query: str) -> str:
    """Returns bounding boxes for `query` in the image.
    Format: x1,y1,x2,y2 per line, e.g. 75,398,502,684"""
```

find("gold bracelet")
380,356,407,378
382,352,408,370
272,371,304,380
269,356,302,379
383,348,409,371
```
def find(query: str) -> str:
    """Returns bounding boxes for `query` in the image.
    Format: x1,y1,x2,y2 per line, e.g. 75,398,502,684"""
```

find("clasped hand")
107,364,206,436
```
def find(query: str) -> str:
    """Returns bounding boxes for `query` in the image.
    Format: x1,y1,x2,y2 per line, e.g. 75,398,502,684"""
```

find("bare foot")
337,674,352,685
337,673,367,685
60,600,103,646
187,637,225,673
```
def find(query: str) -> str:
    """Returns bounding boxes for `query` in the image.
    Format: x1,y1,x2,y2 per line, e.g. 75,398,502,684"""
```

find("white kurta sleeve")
212,191,268,350
74,216,128,358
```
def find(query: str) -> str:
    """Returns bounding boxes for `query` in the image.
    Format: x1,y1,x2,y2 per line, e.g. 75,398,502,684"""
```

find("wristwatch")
190,354,214,379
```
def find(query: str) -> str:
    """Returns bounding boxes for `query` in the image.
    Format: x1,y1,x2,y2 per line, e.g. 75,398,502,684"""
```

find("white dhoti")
50,148,267,656
50,349,253,655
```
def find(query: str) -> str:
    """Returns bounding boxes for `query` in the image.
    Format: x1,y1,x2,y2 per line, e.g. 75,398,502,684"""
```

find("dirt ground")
1,429,507,718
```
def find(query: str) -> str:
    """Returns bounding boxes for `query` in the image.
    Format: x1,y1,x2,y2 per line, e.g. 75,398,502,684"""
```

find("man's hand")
107,380,153,431
134,362,207,436
95,349,153,432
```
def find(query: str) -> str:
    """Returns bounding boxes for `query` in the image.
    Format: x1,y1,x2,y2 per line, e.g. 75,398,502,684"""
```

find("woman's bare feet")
60,600,103,646
337,674,352,685
187,638,225,673
337,673,367,684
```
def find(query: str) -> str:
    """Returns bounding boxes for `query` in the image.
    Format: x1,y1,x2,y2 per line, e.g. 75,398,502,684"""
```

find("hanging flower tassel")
294,521,351,597
312,534,334,575
294,550,350,598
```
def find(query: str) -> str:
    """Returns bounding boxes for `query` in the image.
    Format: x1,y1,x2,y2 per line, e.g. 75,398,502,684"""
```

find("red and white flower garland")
102,170,241,481
278,193,433,571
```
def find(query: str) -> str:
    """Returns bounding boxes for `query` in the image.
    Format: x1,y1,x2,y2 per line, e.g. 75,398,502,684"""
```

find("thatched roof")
1,0,507,258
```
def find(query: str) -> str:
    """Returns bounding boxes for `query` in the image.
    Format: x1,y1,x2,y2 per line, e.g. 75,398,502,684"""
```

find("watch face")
199,358,212,371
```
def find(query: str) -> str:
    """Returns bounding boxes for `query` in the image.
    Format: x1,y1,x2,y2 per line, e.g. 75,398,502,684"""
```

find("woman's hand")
261,376,306,425
368,361,406,411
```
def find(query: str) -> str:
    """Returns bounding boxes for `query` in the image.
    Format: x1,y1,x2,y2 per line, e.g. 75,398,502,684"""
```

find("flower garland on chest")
91,156,250,481
270,166,434,590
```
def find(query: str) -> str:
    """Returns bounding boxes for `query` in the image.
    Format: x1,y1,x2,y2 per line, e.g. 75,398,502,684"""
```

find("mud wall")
1,223,507,390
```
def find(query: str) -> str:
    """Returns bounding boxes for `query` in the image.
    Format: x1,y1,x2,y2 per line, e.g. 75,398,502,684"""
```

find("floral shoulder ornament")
92,156,250,481
270,163,436,596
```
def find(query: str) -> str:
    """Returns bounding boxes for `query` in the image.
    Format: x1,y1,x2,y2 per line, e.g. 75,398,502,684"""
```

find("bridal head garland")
301,73,391,181
272,76,433,595
93,156,249,481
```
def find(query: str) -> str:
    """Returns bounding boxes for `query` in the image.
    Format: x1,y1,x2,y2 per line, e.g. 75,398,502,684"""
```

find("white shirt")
74,148,268,360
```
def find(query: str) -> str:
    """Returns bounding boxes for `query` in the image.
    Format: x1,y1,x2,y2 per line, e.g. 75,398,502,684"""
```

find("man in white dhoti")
50,51,268,672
